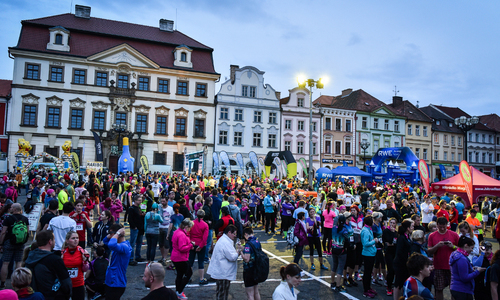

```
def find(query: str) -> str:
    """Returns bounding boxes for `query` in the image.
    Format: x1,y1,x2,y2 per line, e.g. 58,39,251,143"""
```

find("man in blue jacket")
103,223,132,300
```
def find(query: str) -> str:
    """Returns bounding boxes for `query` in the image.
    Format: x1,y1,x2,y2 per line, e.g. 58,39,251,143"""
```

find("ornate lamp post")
454,116,479,161
360,141,370,171
111,123,128,155
297,76,326,188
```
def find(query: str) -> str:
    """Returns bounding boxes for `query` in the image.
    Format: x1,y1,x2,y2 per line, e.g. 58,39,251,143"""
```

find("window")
234,132,242,146
180,52,187,62
384,120,390,130
482,153,486,163
284,141,291,151
156,116,167,135
298,98,304,107
489,153,493,163
346,120,352,132
254,111,262,123
482,134,486,143
249,86,256,98
458,137,462,146
115,112,127,126
175,118,186,136
434,134,439,143
423,126,428,137
241,86,248,97
395,142,400,147
444,135,448,145
444,151,448,161
312,122,317,132
415,148,420,158
415,125,420,136
55,34,63,45
269,112,277,124
268,134,276,148
476,134,480,142
469,133,473,142
285,120,291,130
26,64,40,80
458,153,462,161
490,135,494,144
423,149,428,160
70,109,83,129
436,120,441,125
335,141,341,154
73,69,86,84
96,72,108,87
469,152,473,162
297,142,304,154
451,136,455,146
312,142,317,155
219,130,228,144
325,118,331,130
298,121,304,131
325,140,331,154
196,83,207,97
434,151,439,160
93,111,105,130
47,107,60,128
475,152,479,162
177,81,188,95
44,147,59,163
384,140,390,147
345,142,351,155
235,109,243,121
373,139,379,150
394,120,400,132
23,105,37,126
173,153,184,171
153,152,166,165
220,107,229,119
136,115,147,133
336,119,342,131
451,152,455,162
407,124,412,135
50,66,63,82
194,119,205,138
373,118,379,129
158,79,169,93
253,133,261,147
117,74,128,88
138,77,150,91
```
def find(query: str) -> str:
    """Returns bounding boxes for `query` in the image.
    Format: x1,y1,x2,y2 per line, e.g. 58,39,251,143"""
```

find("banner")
70,152,80,175
439,164,447,178
459,160,474,206
281,160,288,177
273,157,281,179
298,157,308,176
86,161,103,174
220,151,230,168
213,152,220,170
454,165,460,175
418,159,430,195
258,157,265,175
140,155,149,174
91,130,103,162
236,153,244,170
248,151,259,170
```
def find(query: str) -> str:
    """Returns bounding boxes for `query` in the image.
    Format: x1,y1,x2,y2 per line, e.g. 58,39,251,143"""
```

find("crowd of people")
0,168,500,300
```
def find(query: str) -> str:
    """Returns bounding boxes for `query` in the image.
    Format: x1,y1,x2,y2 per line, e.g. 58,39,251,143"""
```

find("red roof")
313,89,401,115
479,114,500,132
433,105,493,132
13,14,217,74
0,80,12,98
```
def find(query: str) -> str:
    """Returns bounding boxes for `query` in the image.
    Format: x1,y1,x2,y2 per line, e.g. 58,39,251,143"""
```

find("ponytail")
279,263,301,281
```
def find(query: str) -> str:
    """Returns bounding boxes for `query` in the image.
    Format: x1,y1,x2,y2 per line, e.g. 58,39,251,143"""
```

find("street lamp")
297,76,326,188
360,141,370,171
454,116,479,162
111,123,128,155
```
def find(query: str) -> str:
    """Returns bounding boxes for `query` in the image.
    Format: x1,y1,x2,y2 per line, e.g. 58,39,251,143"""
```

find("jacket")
293,220,308,247
202,204,214,230
144,211,163,234
207,234,239,280
361,226,376,256
92,220,113,244
264,196,274,213
189,218,209,248
103,237,132,288
171,228,192,262
272,281,299,300
449,249,480,294
99,201,123,222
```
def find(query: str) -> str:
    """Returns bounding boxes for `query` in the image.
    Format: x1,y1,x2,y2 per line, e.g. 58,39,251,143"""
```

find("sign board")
322,159,353,164
23,203,44,232
86,161,103,174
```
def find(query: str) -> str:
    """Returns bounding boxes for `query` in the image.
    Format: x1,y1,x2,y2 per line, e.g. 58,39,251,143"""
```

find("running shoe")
386,289,393,296
320,264,329,270
128,260,138,266
89,293,102,300
379,274,384,281
356,273,363,281
368,289,378,295
136,257,145,262
176,291,188,300
363,291,375,298
348,277,358,287
337,285,346,292
310,264,316,271
330,283,336,291
199,278,208,285
344,280,352,287
158,259,167,266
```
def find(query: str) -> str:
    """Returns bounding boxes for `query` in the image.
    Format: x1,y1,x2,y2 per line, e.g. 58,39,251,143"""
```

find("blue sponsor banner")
236,153,244,169
213,152,220,170
439,164,447,178
220,151,230,168
454,165,459,175
249,151,259,170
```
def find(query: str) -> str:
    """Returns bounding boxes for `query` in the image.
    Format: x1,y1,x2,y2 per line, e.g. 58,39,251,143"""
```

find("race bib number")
350,236,354,242
76,224,83,231
67,268,78,278
393,238,397,245
286,210,291,215
141,204,147,210
474,230,479,235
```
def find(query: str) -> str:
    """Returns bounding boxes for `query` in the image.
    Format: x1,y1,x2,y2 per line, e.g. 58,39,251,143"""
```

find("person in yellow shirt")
57,186,69,213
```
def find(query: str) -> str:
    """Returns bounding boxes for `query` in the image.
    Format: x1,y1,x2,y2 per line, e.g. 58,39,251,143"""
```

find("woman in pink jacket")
172,218,194,300
99,193,123,223
188,210,209,285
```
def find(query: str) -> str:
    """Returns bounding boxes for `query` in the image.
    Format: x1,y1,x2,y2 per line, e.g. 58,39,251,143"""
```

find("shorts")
434,269,451,291
159,228,168,248
483,215,489,223
374,249,385,268
2,240,24,262
243,269,259,288
330,252,347,274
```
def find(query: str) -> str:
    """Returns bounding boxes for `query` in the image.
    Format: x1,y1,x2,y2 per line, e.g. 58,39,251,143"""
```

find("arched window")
55,34,63,45
180,52,187,62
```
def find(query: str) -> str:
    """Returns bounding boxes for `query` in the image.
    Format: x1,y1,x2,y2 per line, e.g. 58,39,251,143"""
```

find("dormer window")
173,45,193,68
47,26,70,52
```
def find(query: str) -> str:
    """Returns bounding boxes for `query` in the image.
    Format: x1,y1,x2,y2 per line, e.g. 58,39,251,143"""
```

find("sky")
1,0,500,117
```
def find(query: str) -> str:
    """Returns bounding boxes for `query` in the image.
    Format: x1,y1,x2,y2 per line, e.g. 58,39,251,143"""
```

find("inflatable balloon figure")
16,138,31,157
61,140,72,157
118,137,134,174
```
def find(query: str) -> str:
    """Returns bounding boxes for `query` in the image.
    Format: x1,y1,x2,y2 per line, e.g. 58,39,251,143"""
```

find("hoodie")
449,249,480,294
24,248,72,300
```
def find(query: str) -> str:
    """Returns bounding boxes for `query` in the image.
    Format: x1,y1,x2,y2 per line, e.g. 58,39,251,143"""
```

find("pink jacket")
171,228,193,262
100,201,123,221
189,218,209,248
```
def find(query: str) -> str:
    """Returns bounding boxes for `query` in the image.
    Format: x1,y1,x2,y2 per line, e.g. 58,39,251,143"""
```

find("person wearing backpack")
0,203,29,288
241,227,264,300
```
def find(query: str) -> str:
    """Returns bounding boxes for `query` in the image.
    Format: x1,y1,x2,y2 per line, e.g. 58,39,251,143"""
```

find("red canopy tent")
431,166,500,206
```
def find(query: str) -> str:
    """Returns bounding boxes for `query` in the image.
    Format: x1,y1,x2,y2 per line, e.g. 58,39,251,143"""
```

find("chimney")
75,5,91,19
392,96,403,106
275,91,281,100
230,65,239,84
341,88,353,97
159,19,174,32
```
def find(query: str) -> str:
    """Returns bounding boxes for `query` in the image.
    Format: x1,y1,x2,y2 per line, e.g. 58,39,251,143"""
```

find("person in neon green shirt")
57,187,69,212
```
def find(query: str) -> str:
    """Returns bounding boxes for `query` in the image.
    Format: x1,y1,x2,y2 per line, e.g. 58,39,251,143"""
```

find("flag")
140,155,149,174
418,159,430,195
236,153,244,169
91,130,103,162
459,160,474,206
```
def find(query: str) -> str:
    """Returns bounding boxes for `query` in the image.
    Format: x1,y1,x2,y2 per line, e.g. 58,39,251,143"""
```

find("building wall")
467,128,496,175
430,131,464,180
405,120,432,164
320,107,356,169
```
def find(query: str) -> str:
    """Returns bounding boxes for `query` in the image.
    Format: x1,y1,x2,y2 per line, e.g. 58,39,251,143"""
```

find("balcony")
109,86,136,97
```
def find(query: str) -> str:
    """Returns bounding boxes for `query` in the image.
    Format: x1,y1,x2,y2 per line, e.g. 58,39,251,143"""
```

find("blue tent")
330,165,372,183
315,167,334,179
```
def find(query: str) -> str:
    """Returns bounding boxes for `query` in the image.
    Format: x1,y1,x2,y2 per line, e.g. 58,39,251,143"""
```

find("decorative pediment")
194,109,207,119
69,98,86,108
155,106,169,115
88,43,159,69
268,126,279,134
297,134,306,139
175,107,189,117
22,93,40,105
92,101,109,110
46,96,63,106
113,97,132,112
135,105,151,114
252,125,263,133
373,107,393,116
219,122,230,131
233,123,245,130
284,133,293,137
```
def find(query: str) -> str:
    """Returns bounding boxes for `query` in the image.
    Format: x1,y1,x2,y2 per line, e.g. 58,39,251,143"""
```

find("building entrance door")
109,155,118,174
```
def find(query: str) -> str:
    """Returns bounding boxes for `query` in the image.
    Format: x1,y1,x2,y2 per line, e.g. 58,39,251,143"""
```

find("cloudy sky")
1,0,499,116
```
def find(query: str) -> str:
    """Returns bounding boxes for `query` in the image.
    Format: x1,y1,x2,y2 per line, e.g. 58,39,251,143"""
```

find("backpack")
286,223,299,250
247,240,269,283
10,215,28,245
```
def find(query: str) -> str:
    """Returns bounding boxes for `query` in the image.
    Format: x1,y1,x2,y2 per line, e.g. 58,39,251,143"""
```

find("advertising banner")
459,160,474,206
220,151,231,168
298,157,308,176
70,152,80,175
454,165,460,175
140,155,149,174
213,152,220,170
236,153,244,169
281,161,288,177
439,164,447,178
86,161,103,174
249,151,259,170
91,130,103,162
258,157,265,175
418,159,430,195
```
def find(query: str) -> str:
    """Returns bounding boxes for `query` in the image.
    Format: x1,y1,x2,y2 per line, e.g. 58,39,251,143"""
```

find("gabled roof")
0,80,12,98
419,105,463,133
479,114,500,132
388,100,432,123
313,89,401,115
433,105,494,132
280,96,290,105
11,13,217,74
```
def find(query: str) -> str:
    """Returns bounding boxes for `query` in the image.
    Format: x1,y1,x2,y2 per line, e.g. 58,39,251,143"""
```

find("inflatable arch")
367,147,420,183
263,151,297,179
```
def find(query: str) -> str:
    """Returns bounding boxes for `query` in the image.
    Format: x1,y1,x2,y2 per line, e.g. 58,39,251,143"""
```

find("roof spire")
393,85,399,96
